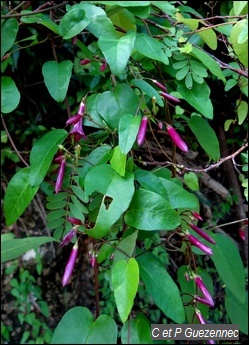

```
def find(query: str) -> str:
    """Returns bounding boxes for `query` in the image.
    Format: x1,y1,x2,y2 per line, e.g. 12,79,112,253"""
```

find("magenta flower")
80,59,91,65
62,241,78,287
238,228,245,241
191,211,203,221
151,79,167,92
77,101,85,116
194,275,214,307
195,308,206,324
69,117,87,142
160,91,181,103
100,61,107,72
66,114,82,126
55,158,66,194
167,125,188,152
60,228,77,247
137,116,149,146
189,224,216,244
186,233,213,255
67,217,82,225
195,295,214,307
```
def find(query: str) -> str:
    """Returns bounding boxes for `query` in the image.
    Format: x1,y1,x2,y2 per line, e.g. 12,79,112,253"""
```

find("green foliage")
1,0,248,343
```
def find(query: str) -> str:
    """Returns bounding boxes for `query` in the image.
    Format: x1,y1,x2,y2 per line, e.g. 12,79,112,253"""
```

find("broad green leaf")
110,146,127,176
1,233,14,242
97,84,139,130
98,31,136,76
1,18,18,58
188,115,220,161
130,79,164,106
51,307,93,344
224,119,234,131
197,28,217,50
190,46,226,83
134,170,169,200
91,1,150,6
1,236,58,263
233,1,248,16
3,167,39,226
178,82,213,119
97,243,115,264
238,25,248,44
20,11,59,34
237,100,248,125
84,164,135,238
137,252,185,323
134,33,169,65
29,129,68,187
108,7,136,34
225,289,248,335
184,172,199,191
211,233,246,303
113,230,138,262
86,315,117,344
150,1,176,16
42,60,73,102
1,76,20,113
121,314,153,344
176,16,199,30
230,19,248,67
124,189,180,231
112,258,139,323
119,114,141,154
59,9,90,39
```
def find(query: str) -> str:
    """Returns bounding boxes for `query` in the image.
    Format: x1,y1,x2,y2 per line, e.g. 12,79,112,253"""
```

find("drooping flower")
186,233,213,256
67,217,82,225
194,308,206,324
189,223,216,244
160,91,181,103
66,114,82,126
100,60,107,72
69,117,87,142
55,157,66,194
137,116,149,146
80,58,91,65
62,241,78,287
60,228,77,247
167,124,188,153
195,295,214,307
191,211,203,221
151,79,167,92
194,275,214,307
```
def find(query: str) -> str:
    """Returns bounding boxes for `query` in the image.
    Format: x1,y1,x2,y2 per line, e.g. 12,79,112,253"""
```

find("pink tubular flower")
55,158,66,194
194,275,214,307
66,114,82,126
167,125,188,152
186,233,213,256
195,295,214,307
191,211,203,221
137,116,149,146
67,217,82,225
62,241,78,287
160,91,181,103
69,117,87,142
80,58,91,65
100,61,107,72
195,308,206,325
60,228,77,247
238,228,245,241
151,79,167,92
189,224,216,244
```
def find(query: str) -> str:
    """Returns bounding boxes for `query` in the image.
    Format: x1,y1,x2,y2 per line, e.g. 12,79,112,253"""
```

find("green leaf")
1,18,18,58
3,167,39,226
97,84,139,130
124,189,180,231
51,307,93,344
98,31,136,76
184,172,199,191
121,314,153,344
59,9,90,39
110,146,127,176
91,1,150,6
85,315,117,344
237,100,248,125
134,33,169,65
119,114,141,154
178,82,213,119
1,236,58,263
233,1,248,16
197,28,217,50
211,233,246,303
175,15,199,30
42,61,73,102
150,1,176,16
230,19,248,67
20,11,59,34
137,251,185,323
1,76,20,113
130,79,164,106
46,209,67,221
188,115,220,160
29,129,68,187
225,289,248,335
191,47,226,82
112,258,139,323
113,230,138,262
176,65,190,80
84,164,135,238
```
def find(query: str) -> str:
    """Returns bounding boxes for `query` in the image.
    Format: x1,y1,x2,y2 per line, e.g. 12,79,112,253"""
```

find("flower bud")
194,308,206,324
62,242,78,287
167,125,188,152
80,59,91,65
160,91,181,103
238,228,245,241
194,275,214,307
60,228,77,247
189,224,216,244
195,295,214,307
77,101,85,116
191,211,203,221
137,116,149,146
186,233,213,256
151,79,167,92
66,114,82,126
67,217,82,225
100,61,107,72
55,158,66,194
